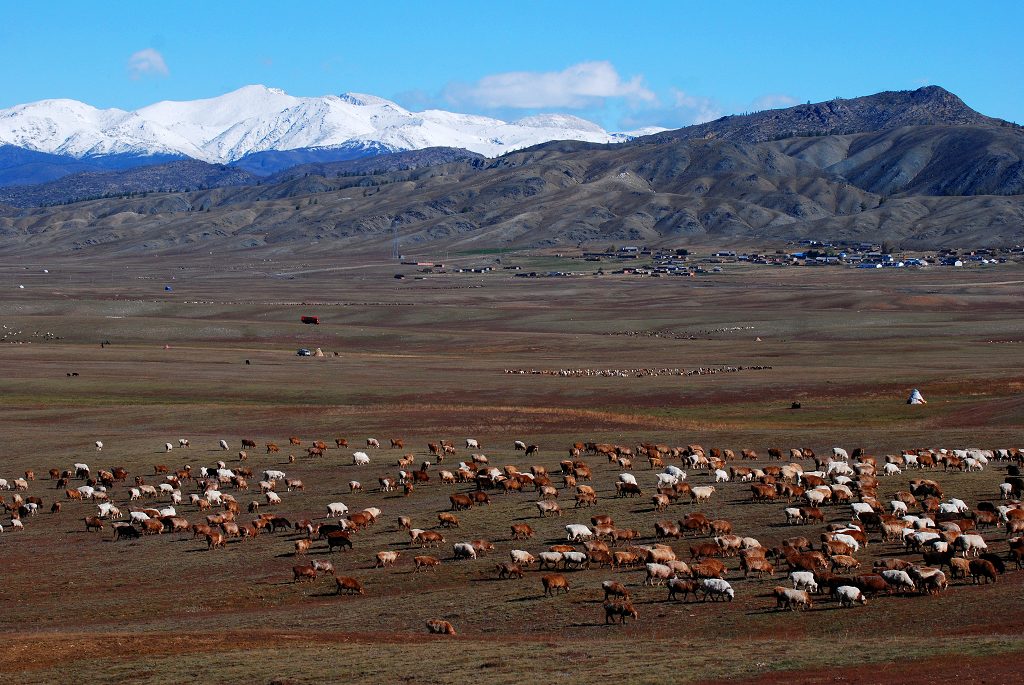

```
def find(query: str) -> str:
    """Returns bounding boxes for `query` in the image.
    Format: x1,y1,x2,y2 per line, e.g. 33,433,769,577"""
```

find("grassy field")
1,254,1023,684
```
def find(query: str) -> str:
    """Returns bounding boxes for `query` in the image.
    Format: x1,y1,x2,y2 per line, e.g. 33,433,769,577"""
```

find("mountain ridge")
0,84,658,171
1,86,1021,254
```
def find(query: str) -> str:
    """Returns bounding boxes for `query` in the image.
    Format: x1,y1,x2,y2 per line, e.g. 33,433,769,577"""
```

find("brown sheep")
425,619,456,635
542,573,570,596
335,576,364,595
496,562,524,579
604,601,639,624
414,555,441,572
293,565,317,582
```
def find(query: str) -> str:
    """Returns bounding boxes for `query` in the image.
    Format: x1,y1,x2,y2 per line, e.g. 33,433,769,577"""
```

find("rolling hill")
0,86,1021,255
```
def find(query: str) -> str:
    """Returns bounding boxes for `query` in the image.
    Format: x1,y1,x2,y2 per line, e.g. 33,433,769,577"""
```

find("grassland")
0,254,1022,684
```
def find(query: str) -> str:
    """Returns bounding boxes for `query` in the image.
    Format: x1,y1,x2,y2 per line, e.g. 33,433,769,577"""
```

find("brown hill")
0,87,1022,255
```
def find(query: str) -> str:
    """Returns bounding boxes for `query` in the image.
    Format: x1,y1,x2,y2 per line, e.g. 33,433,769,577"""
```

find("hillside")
0,86,1022,255
650,86,1017,144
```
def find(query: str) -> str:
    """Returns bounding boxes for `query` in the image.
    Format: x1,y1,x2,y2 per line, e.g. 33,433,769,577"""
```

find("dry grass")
0,255,1023,682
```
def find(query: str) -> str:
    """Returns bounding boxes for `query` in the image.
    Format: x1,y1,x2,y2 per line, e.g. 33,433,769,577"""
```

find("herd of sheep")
2,436,1021,634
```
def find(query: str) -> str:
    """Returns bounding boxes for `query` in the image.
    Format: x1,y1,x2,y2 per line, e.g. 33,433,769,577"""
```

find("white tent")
907,388,926,405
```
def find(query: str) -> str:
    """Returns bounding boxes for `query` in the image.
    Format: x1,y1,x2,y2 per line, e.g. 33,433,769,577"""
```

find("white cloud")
445,61,656,109
751,94,799,111
670,88,724,124
127,48,169,80
622,90,807,130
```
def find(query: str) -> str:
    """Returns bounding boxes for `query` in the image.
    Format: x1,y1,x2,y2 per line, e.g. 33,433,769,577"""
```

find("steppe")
1,250,1022,684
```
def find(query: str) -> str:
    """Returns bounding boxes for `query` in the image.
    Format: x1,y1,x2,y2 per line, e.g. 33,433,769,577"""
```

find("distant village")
405,241,1021,280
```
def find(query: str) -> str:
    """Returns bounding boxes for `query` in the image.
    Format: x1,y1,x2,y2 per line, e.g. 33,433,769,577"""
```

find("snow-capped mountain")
0,85,663,165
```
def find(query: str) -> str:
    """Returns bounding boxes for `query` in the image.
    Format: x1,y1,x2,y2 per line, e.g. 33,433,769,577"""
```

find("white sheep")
326,502,349,518
510,550,535,566
656,473,678,488
701,578,734,601
453,542,477,560
834,585,867,606
565,524,593,541
353,452,370,466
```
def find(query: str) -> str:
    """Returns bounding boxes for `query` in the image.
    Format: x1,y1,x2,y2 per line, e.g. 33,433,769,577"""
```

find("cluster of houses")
398,243,1020,281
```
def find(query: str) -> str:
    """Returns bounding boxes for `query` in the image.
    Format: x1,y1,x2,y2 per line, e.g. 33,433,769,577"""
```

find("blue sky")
2,1,1021,130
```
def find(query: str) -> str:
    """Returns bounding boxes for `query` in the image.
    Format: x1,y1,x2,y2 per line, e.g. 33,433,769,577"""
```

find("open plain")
1,251,1023,684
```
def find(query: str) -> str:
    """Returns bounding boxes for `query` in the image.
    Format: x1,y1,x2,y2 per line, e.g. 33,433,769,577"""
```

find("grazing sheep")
834,585,868,606
426,619,456,635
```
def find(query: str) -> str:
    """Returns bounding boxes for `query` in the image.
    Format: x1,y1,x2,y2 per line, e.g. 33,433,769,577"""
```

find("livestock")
352,452,370,465
83,516,104,532
834,585,868,607
602,580,630,601
542,574,570,596
453,542,477,560
111,523,140,541
375,551,401,568
830,554,862,573
700,578,734,601
667,578,701,602
326,531,353,552
414,556,441,572
414,531,445,548
953,534,988,557
881,569,916,594
643,562,674,586
495,562,524,579
773,586,813,611
574,492,597,507
565,524,593,541
335,576,364,595
293,566,318,582
603,601,638,624
742,557,775,578
536,500,562,517
790,571,819,593
294,539,311,555
510,550,536,566
562,551,589,570
450,494,473,511
655,520,679,536
327,503,349,519
689,486,716,503
219,440,229,451
438,512,460,528
510,523,534,540
538,552,564,569
426,619,456,635
969,559,998,584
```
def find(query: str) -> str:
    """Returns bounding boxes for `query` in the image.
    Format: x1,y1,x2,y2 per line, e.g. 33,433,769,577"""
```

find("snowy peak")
0,85,657,164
